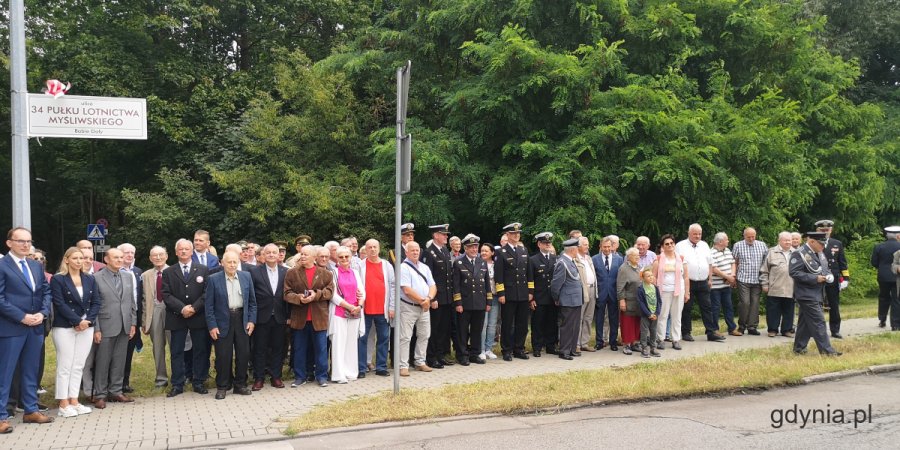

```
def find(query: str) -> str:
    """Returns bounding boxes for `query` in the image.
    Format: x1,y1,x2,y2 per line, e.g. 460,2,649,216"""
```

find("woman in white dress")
328,246,366,383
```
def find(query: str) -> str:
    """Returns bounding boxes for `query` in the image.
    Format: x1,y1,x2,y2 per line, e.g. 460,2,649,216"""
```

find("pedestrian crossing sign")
87,224,106,240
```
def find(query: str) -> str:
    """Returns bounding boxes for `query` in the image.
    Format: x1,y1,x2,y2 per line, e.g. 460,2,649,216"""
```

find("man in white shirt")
674,223,724,342
397,242,437,376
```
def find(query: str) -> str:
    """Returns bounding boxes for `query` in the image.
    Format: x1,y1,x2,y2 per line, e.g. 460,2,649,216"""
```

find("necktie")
19,260,33,291
113,272,123,296
605,255,610,271
156,271,163,303
200,253,205,266
183,265,190,279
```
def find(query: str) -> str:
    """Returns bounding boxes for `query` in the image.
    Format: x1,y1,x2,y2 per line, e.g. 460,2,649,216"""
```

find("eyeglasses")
337,255,350,259
663,242,675,246
9,239,32,245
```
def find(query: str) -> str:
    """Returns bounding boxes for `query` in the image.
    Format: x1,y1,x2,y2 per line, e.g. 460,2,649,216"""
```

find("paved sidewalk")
4,317,887,449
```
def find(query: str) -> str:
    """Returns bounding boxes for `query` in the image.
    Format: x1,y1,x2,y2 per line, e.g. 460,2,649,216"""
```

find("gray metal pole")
392,66,403,394
10,0,31,228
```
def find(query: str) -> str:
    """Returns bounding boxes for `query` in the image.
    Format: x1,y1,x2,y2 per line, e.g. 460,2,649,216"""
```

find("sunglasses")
663,242,675,246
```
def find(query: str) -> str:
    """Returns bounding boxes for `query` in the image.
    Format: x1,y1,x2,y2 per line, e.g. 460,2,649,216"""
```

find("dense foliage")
0,0,896,262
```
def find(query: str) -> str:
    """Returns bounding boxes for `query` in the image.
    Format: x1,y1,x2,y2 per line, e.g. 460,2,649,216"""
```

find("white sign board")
27,94,147,140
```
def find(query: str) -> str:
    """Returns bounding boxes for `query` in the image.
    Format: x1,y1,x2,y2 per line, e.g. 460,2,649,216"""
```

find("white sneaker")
73,404,92,415
57,406,78,418
485,350,498,360
478,352,486,360
36,386,47,395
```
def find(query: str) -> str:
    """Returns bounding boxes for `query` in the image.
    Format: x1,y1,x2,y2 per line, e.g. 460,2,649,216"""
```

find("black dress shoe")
546,348,558,355
571,351,582,357
457,358,470,366
358,372,366,379
533,350,541,357
233,386,251,395
122,385,135,394
559,354,574,360
513,352,529,360
469,355,486,364
215,390,226,400
707,334,726,342
879,320,886,328
832,333,843,339
682,334,695,342
440,358,455,366
427,360,444,369
595,343,605,350
793,348,808,355
502,353,513,361
822,351,843,357
193,385,209,395
167,387,184,398
610,344,618,351
747,328,761,336
375,370,390,376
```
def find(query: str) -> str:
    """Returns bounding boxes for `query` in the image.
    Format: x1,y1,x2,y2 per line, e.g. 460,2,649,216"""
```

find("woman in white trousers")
328,247,366,384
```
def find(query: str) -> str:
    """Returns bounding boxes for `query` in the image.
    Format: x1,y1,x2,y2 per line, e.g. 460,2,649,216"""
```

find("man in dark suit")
0,227,54,431
117,243,142,394
92,248,137,409
249,244,288,390
192,229,221,273
551,238,584,360
816,220,849,339
422,224,455,369
495,222,534,361
452,234,492,365
529,232,557,357
205,251,257,399
162,239,211,397
871,226,900,328
790,232,840,356
593,237,624,351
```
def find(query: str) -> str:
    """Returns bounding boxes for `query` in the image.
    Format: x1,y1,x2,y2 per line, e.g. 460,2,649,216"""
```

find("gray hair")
713,232,728,244
688,223,702,233
625,247,639,257
778,231,792,241
324,241,339,250
117,243,136,253
175,238,193,250
149,245,167,254
225,243,243,254
607,235,620,243
791,232,802,239
601,236,614,245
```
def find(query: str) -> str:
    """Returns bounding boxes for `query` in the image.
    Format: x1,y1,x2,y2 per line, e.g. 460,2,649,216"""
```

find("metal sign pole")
10,0,30,228
392,61,411,395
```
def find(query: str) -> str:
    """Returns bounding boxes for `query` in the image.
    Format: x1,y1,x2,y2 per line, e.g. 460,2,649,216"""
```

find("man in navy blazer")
593,237,624,351
205,251,257,399
0,227,54,432
192,230,221,273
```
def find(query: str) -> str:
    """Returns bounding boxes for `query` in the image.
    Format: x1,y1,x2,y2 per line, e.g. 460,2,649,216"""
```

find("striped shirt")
708,247,735,290
732,240,768,285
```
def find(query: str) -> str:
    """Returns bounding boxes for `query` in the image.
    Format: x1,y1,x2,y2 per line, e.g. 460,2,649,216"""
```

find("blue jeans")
710,287,737,332
766,296,794,334
291,324,328,383
358,314,390,372
481,298,500,353
594,295,619,345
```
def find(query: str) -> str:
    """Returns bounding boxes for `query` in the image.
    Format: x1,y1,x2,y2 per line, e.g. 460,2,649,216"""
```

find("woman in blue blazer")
50,247,101,417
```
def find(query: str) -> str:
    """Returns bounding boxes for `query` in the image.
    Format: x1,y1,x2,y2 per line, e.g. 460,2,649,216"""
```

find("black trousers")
426,304,453,362
684,280,715,336
213,311,251,390
824,283,841,334
500,301,531,354
877,281,896,323
456,309,486,360
170,327,210,389
530,303,558,352
558,306,580,356
123,333,141,387
251,319,286,381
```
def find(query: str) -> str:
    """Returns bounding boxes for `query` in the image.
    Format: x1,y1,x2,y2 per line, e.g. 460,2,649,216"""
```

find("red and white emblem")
42,79,71,98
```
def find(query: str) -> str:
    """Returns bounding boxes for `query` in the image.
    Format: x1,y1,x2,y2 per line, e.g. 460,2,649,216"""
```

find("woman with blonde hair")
50,247,101,417
328,246,366,383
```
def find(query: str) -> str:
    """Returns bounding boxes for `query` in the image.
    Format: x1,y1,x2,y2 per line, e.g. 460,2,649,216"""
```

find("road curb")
800,363,900,384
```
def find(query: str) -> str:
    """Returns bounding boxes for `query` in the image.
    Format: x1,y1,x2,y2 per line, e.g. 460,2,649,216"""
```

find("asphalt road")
261,371,900,449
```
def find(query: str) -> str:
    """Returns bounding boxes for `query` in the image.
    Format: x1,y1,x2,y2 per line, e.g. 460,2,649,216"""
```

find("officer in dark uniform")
789,232,841,356
389,223,415,264
871,225,900,328
529,232,558,357
452,234,492,365
815,219,849,338
495,222,535,361
421,224,455,368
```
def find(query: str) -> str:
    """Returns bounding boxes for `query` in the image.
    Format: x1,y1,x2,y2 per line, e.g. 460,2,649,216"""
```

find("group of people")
3,218,896,434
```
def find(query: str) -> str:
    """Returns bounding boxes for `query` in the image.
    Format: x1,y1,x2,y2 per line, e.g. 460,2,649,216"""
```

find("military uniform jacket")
495,243,534,302
789,244,832,302
871,240,900,282
530,252,557,306
162,263,210,330
422,243,454,305
822,237,849,284
452,256,492,310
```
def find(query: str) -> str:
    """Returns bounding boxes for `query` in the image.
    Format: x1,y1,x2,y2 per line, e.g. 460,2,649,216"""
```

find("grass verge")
285,332,900,435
